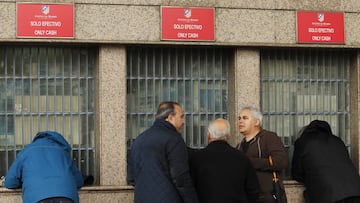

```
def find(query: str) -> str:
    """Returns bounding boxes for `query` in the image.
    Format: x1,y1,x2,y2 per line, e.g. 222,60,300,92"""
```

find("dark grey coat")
127,119,198,203
292,120,360,203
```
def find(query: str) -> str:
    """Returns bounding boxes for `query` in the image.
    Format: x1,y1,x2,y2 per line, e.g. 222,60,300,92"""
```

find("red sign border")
161,6,215,42
296,11,345,44
16,2,75,39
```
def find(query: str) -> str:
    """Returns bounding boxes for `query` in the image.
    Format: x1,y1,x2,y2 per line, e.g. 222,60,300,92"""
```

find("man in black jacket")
127,101,198,203
189,118,260,203
292,120,360,203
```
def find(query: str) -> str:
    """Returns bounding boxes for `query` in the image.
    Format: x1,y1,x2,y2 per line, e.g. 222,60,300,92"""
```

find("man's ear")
165,114,173,122
207,132,212,143
255,119,261,127
166,114,175,126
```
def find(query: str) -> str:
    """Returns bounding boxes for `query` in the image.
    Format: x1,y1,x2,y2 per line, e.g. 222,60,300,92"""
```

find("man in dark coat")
189,118,260,203
292,120,360,203
127,101,198,203
236,107,288,203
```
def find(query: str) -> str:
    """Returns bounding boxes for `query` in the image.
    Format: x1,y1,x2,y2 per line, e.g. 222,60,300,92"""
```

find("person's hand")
83,175,94,186
0,176,5,187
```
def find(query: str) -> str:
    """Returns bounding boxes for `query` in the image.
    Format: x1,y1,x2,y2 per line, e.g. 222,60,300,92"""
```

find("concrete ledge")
0,183,304,203
0,185,134,193
284,180,306,203
80,185,134,191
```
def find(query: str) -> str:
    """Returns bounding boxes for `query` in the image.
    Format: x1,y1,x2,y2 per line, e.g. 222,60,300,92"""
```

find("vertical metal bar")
280,50,285,142
314,50,318,117
151,47,156,121
85,48,90,174
340,52,345,141
144,48,148,113
20,48,25,145
294,50,299,136
198,49,202,146
287,51,292,145
4,47,9,170
168,48,171,100
329,51,334,131
190,48,194,146
160,48,163,101
45,48,49,131
36,48,41,144
11,48,18,147
189,48,193,146
321,51,325,118
68,49,73,148
174,49,177,102
334,51,338,132
346,53,351,146
266,51,270,124
54,49,58,132
126,48,130,145
219,49,223,118
301,50,306,125
77,49,82,168
136,48,140,142
70,49,76,161
61,49,65,136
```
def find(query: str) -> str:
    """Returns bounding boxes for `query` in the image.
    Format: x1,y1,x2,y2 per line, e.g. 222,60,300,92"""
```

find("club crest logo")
184,8,191,18
317,13,324,22
42,5,50,15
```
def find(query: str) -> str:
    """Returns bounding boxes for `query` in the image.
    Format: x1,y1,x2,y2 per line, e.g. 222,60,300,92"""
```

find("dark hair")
306,120,333,136
155,101,180,119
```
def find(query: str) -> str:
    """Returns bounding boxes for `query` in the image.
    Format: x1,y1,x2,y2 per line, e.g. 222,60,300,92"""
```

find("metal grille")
127,46,231,148
0,46,97,180
260,49,352,177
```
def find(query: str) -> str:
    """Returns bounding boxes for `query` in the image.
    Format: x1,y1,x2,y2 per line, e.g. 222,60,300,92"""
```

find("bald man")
189,118,260,203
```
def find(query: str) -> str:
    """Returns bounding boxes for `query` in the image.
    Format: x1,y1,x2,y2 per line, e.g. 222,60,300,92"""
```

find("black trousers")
304,190,360,203
335,196,360,203
38,197,75,203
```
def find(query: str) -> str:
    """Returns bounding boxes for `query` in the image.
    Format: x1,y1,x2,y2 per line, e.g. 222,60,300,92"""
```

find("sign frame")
16,3,75,39
296,11,345,44
161,6,215,41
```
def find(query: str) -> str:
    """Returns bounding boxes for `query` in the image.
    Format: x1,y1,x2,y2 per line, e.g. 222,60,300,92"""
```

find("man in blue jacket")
127,101,198,203
4,131,84,203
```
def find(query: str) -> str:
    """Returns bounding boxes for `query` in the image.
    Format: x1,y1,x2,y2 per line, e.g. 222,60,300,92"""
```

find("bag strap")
268,155,279,181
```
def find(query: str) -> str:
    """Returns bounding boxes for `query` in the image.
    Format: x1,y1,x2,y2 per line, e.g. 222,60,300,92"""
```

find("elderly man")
189,118,260,203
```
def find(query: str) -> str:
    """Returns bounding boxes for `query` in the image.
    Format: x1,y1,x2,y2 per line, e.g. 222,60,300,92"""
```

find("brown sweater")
236,129,288,203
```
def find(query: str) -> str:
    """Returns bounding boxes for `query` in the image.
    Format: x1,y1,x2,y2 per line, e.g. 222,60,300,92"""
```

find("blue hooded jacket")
4,131,84,203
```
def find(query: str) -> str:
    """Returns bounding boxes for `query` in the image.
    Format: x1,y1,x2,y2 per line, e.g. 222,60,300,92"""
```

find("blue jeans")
38,197,74,203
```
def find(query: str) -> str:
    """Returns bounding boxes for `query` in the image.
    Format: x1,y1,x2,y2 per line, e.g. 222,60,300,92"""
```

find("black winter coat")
189,141,260,203
292,120,360,203
127,119,198,203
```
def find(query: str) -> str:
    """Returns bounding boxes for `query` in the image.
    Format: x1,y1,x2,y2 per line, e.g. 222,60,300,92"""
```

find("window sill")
0,185,134,193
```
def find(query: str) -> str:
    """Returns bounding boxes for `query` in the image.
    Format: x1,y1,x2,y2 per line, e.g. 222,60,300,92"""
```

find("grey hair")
208,118,230,139
155,101,179,119
240,106,263,126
